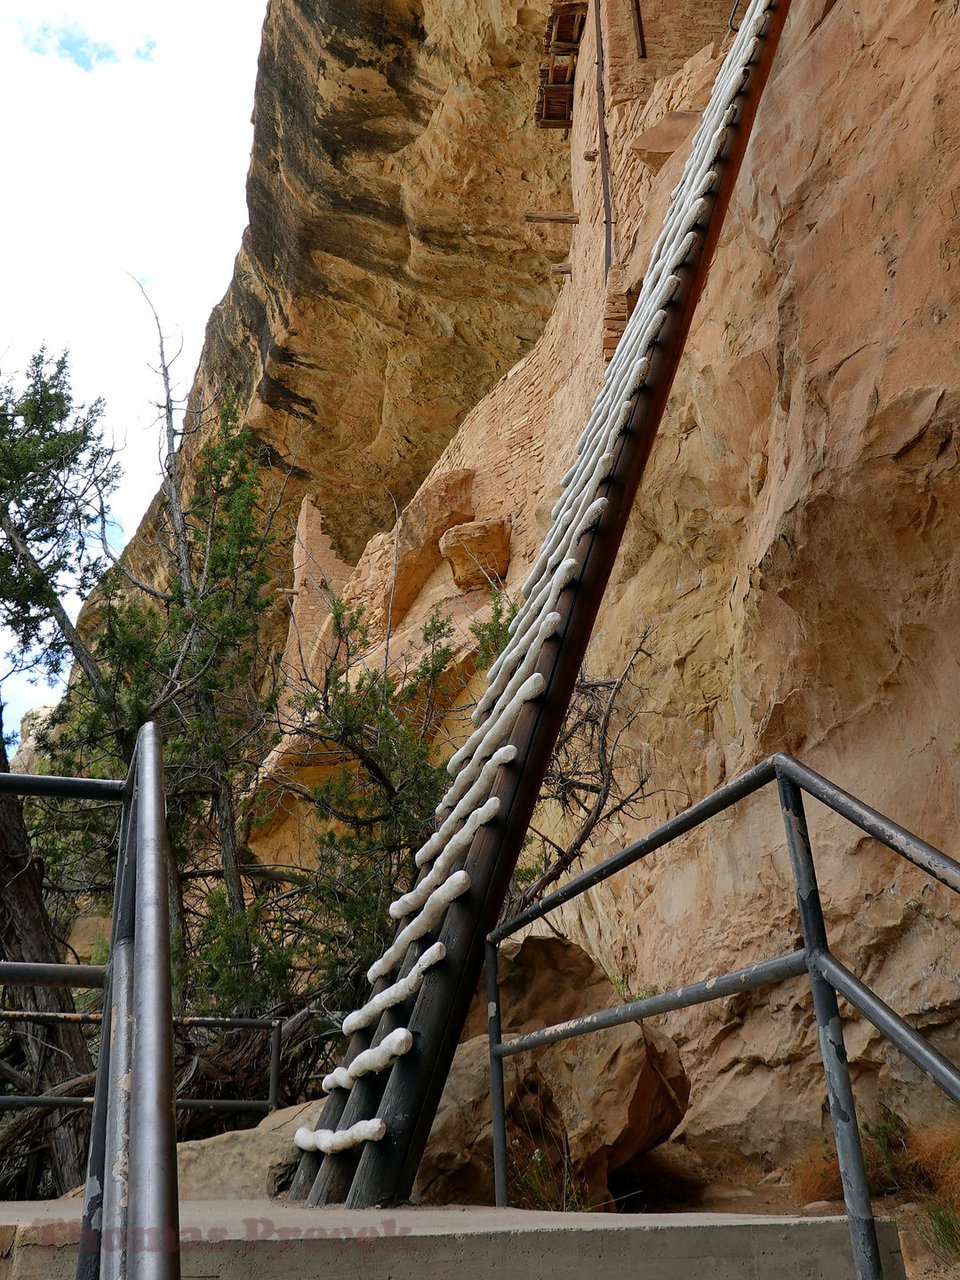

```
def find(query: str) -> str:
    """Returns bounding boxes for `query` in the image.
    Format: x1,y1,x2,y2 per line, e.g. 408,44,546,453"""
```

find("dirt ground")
609,1142,960,1280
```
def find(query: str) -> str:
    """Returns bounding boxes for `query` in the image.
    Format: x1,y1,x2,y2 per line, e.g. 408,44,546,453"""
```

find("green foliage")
511,840,546,889
863,1106,918,1193
22,376,281,1013
0,348,119,677
275,601,455,1016
47,398,272,767
190,890,296,1015
924,1200,960,1260
469,589,518,673
608,973,657,1004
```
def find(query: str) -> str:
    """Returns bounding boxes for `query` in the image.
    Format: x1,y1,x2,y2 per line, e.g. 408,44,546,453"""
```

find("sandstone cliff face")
573,0,960,1155
130,0,960,1163
256,0,960,1161
183,0,575,565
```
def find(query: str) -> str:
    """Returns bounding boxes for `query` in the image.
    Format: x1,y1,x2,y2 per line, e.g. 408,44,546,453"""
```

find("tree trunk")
0,1072,97,1199
0,720,94,1194
213,768,246,919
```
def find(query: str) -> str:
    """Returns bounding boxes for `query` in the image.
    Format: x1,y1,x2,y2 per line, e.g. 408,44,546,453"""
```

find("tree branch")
0,513,112,708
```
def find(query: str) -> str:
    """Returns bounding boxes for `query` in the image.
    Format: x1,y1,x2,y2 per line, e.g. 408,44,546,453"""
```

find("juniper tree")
0,348,113,1193
0,349,120,703
0,344,282,1192
32,373,282,1003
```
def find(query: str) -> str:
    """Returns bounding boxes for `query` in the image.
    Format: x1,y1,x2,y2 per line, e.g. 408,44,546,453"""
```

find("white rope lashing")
295,0,775,1156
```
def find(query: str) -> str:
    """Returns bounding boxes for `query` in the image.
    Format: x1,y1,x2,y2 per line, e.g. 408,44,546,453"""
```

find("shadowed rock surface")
417,936,689,1208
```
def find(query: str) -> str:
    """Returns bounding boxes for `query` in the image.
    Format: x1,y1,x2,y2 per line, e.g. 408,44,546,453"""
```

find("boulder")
439,519,512,592
416,936,689,1209
176,1101,324,1201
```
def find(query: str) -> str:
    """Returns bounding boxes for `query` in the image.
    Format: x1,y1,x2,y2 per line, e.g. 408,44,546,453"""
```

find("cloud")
0,0,265,588
0,0,267,733
23,22,119,71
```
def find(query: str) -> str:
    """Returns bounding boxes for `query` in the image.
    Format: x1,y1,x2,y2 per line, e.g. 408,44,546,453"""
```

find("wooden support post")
524,211,581,224
631,0,648,58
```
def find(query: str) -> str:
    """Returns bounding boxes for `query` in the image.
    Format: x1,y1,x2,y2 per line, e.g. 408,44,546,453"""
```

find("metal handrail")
0,1011,282,1116
0,725,179,1279
486,752,960,1280
0,961,106,988
1,725,291,1279
71,725,179,1280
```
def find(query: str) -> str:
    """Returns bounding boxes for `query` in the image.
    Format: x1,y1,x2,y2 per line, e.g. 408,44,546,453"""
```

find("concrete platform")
0,1199,907,1279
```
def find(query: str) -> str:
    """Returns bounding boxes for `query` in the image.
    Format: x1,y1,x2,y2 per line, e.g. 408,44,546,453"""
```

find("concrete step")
1,1200,907,1280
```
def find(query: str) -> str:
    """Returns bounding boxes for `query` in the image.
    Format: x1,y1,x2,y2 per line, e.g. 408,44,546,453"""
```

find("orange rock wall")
263,0,960,1158
138,0,960,1160
577,0,960,1154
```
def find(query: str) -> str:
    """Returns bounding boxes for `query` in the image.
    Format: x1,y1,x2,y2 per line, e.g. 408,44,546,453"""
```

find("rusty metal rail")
487,752,960,1280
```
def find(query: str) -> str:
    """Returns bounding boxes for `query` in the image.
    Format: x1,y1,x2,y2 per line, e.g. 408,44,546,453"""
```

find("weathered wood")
524,211,580,223
631,0,648,58
594,0,617,275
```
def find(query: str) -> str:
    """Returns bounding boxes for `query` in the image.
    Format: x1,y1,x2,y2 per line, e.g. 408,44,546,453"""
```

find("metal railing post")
475,750,960,1280
100,792,139,1280
485,938,508,1207
0,727,270,1280
127,725,180,1280
75,998,111,1280
268,1020,282,1111
777,771,883,1280
77,765,139,1280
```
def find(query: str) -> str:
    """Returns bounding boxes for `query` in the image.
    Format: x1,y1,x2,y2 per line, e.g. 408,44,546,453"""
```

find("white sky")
0,0,267,736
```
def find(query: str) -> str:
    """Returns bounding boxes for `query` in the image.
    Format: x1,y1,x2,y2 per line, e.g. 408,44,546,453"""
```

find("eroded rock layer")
261,0,960,1158
185,0,574,565
128,0,960,1161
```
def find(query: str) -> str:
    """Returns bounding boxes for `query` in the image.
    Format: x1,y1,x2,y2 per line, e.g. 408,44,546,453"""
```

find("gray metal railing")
0,725,179,1280
0,1009,282,1115
486,752,960,1280
0,724,287,1278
